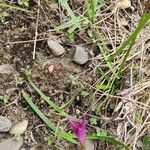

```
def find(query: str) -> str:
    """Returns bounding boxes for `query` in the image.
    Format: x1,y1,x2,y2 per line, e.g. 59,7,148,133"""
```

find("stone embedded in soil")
0,116,12,132
0,64,16,74
117,0,131,9
85,139,95,150
47,39,65,57
48,64,54,74
73,46,88,65
9,119,28,135
0,137,23,150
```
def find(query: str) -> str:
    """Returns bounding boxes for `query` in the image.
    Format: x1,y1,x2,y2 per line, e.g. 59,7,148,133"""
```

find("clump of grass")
85,0,103,23
94,13,150,111
0,2,34,13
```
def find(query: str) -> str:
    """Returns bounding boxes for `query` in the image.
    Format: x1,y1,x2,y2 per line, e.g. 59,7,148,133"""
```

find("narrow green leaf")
22,91,77,143
87,134,130,150
58,131,77,144
58,0,80,29
0,2,34,13
108,13,150,61
22,91,56,131
96,84,112,90
28,77,63,113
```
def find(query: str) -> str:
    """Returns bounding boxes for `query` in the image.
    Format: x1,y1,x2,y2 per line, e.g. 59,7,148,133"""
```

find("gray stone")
85,139,95,150
47,39,65,57
0,116,12,132
0,137,23,150
0,64,16,74
73,46,88,65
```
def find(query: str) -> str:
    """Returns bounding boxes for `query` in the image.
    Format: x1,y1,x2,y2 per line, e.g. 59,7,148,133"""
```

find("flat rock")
0,116,12,132
73,46,88,65
47,39,65,57
0,64,16,74
117,0,131,9
10,119,28,135
0,137,23,150
85,139,95,150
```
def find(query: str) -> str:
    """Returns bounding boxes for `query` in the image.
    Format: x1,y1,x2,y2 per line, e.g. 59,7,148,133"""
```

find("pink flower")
69,115,86,146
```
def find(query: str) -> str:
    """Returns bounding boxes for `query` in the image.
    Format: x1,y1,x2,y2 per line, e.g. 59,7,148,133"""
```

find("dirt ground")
0,0,150,150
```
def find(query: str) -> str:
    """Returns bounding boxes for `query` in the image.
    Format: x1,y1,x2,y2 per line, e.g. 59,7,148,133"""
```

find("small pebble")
117,0,131,9
0,116,12,132
73,46,88,65
47,39,65,57
76,109,80,115
0,137,23,150
10,119,28,135
48,64,54,74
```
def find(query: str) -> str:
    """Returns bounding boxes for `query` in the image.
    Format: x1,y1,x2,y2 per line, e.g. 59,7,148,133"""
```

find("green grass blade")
54,17,85,32
115,13,150,77
87,134,130,150
58,131,77,144
91,0,97,21
96,84,112,90
116,40,135,76
22,91,77,143
96,29,119,79
0,2,34,13
108,13,150,61
28,77,62,113
22,91,56,131
58,0,80,29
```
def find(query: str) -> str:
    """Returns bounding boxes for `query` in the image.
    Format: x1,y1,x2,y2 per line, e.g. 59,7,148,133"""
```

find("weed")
80,90,89,97
85,0,103,22
17,77,24,85
58,0,80,39
0,2,33,13
27,77,64,114
134,112,143,124
142,136,150,150
47,135,54,145
90,117,97,125
137,136,150,150
0,95,10,104
68,74,78,86
93,13,150,111
21,67,32,76
0,11,8,22
18,0,29,7
14,134,22,141
87,133,130,150
96,84,113,90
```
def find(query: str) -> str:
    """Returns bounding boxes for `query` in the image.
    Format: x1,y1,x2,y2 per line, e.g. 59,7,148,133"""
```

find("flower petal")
69,115,86,145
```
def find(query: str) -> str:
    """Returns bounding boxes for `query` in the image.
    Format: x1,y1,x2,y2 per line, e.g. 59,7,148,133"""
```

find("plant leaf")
87,134,130,150
58,0,80,29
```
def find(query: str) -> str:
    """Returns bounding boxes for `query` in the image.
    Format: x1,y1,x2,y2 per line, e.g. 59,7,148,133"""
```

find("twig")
5,38,48,45
33,0,40,59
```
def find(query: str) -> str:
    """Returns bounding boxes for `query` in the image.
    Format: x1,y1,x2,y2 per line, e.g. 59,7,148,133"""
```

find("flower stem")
81,144,86,150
